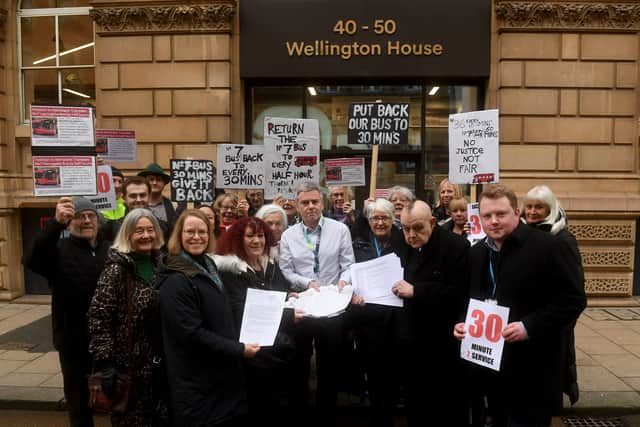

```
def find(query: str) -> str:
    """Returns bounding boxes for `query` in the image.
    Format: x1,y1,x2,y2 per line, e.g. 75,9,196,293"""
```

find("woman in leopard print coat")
88,209,168,427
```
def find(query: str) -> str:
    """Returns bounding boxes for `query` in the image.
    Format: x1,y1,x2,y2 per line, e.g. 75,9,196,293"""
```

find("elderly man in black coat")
454,185,586,427
392,200,470,427
25,196,110,427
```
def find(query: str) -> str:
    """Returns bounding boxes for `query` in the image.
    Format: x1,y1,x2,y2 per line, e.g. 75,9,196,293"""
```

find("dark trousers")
59,349,94,427
290,316,344,424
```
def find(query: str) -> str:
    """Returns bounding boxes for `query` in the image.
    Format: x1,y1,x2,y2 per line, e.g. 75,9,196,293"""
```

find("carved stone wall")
569,219,636,296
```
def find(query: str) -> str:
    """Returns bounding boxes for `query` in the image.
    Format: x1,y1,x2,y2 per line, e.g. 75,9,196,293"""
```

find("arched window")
18,0,94,120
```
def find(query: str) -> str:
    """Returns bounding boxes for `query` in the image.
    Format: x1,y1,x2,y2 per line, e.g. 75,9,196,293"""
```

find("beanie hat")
72,196,98,216
138,163,170,183
111,166,124,179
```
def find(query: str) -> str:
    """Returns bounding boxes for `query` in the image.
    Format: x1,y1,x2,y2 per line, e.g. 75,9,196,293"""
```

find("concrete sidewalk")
3,301,640,417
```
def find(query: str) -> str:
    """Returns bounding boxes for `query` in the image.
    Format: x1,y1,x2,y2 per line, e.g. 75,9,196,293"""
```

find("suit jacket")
467,222,586,422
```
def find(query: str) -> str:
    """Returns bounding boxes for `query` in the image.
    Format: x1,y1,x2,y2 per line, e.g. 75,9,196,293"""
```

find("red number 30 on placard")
467,309,503,343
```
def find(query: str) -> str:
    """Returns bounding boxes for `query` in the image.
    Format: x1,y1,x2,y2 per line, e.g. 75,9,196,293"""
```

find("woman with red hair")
211,216,301,424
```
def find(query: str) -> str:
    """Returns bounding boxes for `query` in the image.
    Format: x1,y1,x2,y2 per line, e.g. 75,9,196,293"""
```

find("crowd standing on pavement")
25,162,586,427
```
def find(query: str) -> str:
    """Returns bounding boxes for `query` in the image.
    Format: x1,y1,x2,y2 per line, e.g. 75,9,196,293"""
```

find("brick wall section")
497,32,639,178
95,33,233,171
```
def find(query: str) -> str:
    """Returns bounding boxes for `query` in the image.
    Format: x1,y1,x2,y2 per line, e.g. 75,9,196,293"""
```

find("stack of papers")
286,285,353,317
350,253,404,307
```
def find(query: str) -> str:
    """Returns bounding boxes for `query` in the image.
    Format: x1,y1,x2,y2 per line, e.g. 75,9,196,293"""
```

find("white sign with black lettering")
87,165,118,211
216,144,265,189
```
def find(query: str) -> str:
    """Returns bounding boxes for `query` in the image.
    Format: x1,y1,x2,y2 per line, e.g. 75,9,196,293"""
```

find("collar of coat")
209,254,272,275
163,254,204,278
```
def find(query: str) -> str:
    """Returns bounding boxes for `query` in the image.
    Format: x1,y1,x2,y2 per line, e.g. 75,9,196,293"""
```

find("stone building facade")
0,0,638,301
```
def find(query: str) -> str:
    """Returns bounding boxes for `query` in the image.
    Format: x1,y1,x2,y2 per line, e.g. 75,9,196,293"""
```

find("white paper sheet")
239,288,287,347
350,253,404,307
286,285,353,318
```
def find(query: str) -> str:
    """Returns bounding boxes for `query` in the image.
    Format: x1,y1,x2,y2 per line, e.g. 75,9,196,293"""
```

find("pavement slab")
577,336,629,355
15,352,60,375
0,373,56,388
578,366,633,392
593,354,640,378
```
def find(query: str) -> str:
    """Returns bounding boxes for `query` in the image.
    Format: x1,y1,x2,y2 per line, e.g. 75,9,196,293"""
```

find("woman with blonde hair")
433,178,462,224
88,208,168,426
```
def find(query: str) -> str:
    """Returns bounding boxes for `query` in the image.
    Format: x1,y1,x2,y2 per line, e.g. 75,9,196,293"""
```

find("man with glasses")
391,199,469,427
279,181,355,424
25,196,111,427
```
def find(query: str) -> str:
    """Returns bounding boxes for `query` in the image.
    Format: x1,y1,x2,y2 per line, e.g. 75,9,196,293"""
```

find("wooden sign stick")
369,144,379,199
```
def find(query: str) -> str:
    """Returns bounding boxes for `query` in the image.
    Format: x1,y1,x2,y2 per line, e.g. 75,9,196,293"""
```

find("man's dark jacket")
467,222,586,423
25,219,110,351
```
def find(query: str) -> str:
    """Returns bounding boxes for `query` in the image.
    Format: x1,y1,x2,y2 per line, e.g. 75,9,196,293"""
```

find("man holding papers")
393,200,469,427
279,181,355,424
454,186,585,427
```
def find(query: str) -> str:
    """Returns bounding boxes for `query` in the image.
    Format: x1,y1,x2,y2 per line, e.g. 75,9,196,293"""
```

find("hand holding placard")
459,298,509,371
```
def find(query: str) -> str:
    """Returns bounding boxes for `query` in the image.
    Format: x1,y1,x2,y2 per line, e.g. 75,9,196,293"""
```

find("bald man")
392,200,470,427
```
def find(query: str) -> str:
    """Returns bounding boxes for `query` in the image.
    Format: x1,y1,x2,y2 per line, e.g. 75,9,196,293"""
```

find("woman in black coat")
521,185,585,407
348,198,404,427
155,210,260,427
212,216,300,425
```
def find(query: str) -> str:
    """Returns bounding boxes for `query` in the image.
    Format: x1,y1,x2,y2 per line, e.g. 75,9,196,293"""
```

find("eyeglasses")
182,229,208,238
369,216,392,223
74,212,97,221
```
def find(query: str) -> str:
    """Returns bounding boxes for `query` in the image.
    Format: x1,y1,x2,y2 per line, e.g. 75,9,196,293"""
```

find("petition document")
239,288,287,346
350,253,404,307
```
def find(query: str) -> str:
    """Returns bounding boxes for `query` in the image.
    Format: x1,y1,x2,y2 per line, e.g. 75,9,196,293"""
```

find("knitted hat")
111,166,124,179
138,163,170,183
72,196,98,216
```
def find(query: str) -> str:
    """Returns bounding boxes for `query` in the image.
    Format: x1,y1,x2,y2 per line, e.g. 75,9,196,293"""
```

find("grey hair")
521,185,560,224
295,181,323,200
255,203,288,228
365,198,395,219
328,185,354,199
112,208,164,253
387,185,415,202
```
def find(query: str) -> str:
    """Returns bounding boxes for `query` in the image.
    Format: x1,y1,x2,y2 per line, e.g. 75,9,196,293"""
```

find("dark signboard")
170,159,215,203
240,0,490,79
348,103,409,145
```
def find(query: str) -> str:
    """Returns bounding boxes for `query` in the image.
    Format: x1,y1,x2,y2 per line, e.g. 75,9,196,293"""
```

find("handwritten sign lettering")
264,117,320,199
448,109,499,184
216,144,265,189
170,159,214,202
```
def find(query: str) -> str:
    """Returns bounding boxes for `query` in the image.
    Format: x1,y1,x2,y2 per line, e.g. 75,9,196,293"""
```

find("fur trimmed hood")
208,254,272,275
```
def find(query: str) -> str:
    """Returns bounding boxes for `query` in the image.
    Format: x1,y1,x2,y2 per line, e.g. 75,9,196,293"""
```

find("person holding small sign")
392,200,470,427
453,185,586,427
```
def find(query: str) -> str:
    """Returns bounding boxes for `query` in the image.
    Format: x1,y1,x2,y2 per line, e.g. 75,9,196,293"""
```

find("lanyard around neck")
488,249,497,299
303,218,324,274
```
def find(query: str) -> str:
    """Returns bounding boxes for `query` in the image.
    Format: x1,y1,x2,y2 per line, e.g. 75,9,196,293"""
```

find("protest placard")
87,165,118,211
467,202,486,241
324,158,365,187
170,159,215,203
32,156,97,197
216,144,265,189
264,117,320,199
95,129,137,163
448,109,499,184
460,298,509,372
348,103,409,145
30,105,94,147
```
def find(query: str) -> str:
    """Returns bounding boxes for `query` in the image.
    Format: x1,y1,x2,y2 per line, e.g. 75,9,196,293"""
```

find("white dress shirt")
279,216,355,291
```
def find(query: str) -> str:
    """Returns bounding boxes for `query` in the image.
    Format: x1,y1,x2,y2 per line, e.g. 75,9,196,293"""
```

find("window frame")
17,4,94,122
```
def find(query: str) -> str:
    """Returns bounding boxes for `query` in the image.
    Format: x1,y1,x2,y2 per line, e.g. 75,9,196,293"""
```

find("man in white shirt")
280,181,355,423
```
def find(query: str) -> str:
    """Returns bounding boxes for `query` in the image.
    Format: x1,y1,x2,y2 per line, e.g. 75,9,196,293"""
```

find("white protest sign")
170,159,215,203
87,165,118,211
467,202,486,241
460,298,509,372
216,144,264,189
95,129,137,163
30,105,94,147
324,158,366,187
448,109,499,184
264,117,320,199
32,156,97,197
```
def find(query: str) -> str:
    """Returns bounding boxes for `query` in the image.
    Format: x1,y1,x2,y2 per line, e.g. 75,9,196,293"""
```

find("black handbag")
88,277,134,414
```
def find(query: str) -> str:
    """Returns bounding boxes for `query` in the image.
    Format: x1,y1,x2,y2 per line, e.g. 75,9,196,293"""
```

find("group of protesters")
25,162,586,427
